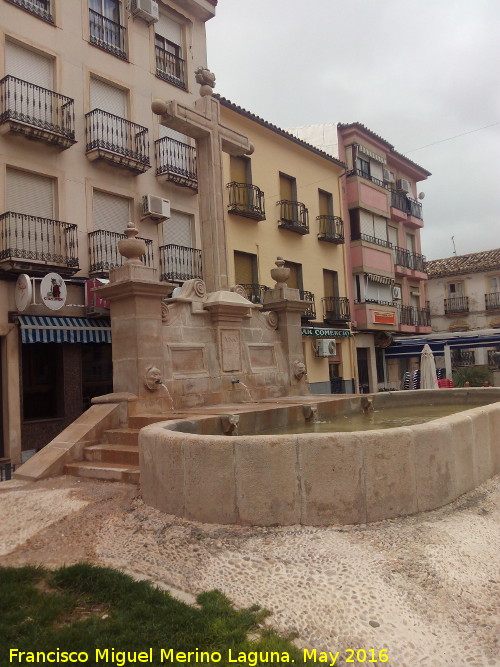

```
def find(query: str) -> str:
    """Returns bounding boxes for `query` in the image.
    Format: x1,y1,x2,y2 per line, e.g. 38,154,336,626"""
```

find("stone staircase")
64,415,170,483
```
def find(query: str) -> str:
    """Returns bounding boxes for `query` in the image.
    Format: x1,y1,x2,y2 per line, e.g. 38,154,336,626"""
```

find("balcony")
277,200,309,234
317,215,344,244
300,290,316,320
239,284,269,304
155,137,197,190
348,168,387,189
159,244,202,283
227,182,265,221
85,109,150,173
393,246,426,272
155,44,186,89
0,76,76,149
0,212,79,275
485,292,500,311
322,296,350,322
88,230,153,277
5,0,53,22
398,304,431,327
352,232,392,249
390,190,423,220
89,9,126,59
444,296,469,314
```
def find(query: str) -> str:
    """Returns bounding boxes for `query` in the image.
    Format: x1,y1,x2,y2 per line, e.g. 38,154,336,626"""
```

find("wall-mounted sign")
15,274,33,312
372,310,396,325
302,327,351,338
40,272,67,311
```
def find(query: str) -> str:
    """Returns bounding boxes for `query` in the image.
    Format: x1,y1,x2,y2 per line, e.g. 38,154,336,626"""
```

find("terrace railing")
351,231,392,249
393,246,426,272
277,200,309,234
159,244,202,283
485,292,500,310
155,44,186,88
89,8,126,59
444,296,469,314
85,109,150,170
155,137,197,189
88,230,153,276
239,284,269,304
390,190,423,219
322,296,350,322
398,304,430,327
317,215,345,243
227,182,265,220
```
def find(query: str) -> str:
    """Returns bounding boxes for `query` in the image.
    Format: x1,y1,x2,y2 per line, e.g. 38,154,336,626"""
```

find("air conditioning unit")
131,0,159,23
392,286,402,300
383,168,395,183
397,178,411,193
315,339,336,357
141,194,170,221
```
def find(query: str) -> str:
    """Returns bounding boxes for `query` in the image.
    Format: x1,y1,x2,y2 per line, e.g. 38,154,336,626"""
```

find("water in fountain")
159,383,175,411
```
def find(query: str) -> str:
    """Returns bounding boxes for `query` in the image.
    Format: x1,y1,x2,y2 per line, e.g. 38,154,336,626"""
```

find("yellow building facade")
219,99,356,394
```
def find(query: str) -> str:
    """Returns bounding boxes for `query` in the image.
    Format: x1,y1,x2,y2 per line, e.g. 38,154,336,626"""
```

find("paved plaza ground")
0,474,498,666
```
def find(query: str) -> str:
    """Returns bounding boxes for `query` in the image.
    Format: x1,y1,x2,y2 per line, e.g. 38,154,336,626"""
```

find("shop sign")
372,310,396,325
85,279,110,311
40,272,67,311
302,327,351,338
15,274,33,312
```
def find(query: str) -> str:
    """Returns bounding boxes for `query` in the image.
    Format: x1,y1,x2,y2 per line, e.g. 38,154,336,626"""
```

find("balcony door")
158,124,192,176
90,0,120,23
90,78,128,152
162,210,193,249
155,13,184,86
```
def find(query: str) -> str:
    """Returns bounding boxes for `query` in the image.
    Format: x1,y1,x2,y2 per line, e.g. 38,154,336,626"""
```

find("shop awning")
385,329,500,358
18,315,111,344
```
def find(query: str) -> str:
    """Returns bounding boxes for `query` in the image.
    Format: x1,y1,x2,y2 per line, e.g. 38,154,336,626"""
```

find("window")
89,0,126,58
283,261,302,290
230,156,251,184
6,167,55,218
90,77,127,117
93,190,130,234
356,274,392,304
155,13,185,87
323,269,339,298
234,251,257,285
162,210,193,248
318,190,333,217
5,0,53,22
356,156,370,178
488,276,500,293
448,282,464,297
22,343,63,420
359,210,388,242
5,40,54,89
406,233,416,253
279,173,297,201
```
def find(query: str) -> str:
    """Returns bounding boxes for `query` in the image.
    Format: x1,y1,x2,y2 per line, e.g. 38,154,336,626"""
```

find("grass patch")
0,564,310,666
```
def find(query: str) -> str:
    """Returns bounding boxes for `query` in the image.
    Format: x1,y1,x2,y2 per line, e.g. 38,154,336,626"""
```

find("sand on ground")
0,474,498,667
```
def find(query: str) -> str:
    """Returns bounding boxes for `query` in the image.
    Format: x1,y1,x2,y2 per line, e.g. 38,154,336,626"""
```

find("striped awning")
357,144,386,164
365,273,394,286
18,315,111,344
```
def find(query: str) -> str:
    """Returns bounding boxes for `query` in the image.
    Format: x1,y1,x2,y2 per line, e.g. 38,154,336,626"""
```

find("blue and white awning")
18,315,111,344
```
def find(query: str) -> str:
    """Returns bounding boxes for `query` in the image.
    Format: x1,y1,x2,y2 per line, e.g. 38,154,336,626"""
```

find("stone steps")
84,444,139,466
64,461,140,484
103,428,140,446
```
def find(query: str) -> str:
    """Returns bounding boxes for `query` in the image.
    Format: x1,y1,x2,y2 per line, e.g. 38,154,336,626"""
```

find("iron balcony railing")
390,190,423,219
451,349,475,367
159,244,202,283
356,298,394,307
88,230,153,276
155,44,186,88
444,296,469,314
155,137,197,189
86,109,150,168
351,231,392,249
398,304,431,327
227,182,265,220
5,0,52,22
0,75,75,144
393,246,426,272
485,292,500,310
348,168,387,189
89,8,126,59
317,215,345,243
322,296,350,322
277,200,309,234
300,290,316,320
0,212,79,270
240,284,269,304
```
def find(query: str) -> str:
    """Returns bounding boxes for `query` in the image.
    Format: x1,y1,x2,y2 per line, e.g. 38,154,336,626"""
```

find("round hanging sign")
40,272,67,311
15,274,33,312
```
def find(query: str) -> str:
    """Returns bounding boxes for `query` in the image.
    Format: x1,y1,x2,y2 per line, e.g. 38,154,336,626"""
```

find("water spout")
159,382,175,411
221,414,239,436
303,404,318,423
231,378,253,403
361,397,374,413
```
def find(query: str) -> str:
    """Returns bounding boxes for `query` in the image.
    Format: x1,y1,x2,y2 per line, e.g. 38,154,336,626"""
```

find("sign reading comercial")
301,327,351,338
40,272,67,311
372,310,396,325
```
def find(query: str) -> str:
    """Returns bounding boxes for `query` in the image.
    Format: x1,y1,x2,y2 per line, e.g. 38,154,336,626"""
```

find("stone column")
1,324,22,463
262,258,309,395
96,223,175,414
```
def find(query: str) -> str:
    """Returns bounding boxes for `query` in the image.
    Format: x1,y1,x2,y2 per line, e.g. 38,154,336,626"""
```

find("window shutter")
90,78,127,117
318,191,332,216
279,175,294,200
5,41,53,89
6,168,54,219
284,262,300,289
359,210,374,237
156,14,182,45
93,190,130,234
159,124,188,143
230,156,249,183
373,215,387,241
388,226,398,247
163,210,192,248
234,252,255,285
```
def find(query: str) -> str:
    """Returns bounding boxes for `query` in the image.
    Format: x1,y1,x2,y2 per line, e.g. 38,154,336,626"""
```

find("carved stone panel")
169,345,207,377
220,329,241,372
249,344,276,370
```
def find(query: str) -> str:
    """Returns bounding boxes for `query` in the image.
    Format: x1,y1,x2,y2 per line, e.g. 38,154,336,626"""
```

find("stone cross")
152,72,253,293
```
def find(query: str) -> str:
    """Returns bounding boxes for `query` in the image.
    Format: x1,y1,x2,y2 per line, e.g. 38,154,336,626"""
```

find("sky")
206,0,500,261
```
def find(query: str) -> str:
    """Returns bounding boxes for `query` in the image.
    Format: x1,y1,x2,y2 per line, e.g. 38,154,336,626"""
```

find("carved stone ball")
151,99,168,115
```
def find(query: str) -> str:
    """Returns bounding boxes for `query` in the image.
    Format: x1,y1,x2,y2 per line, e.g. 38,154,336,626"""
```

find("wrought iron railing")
390,190,423,219
155,44,186,88
485,292,500,310
0,76,75,142
398,304,430,327
89,8,126,58
352,232,392,249
277,200,309,234
239,284,269,304
159,244,202,283
444,296,469,314
227,182,265,220
0,212,79,269
85,109,150,167
5,0,52,22
348,168,387,189
322,296,350,322
356,298,394,307
88,230,153,276
451,349,475,367
155,137,197,188
300,290,316,319
408,197,423,219
317,215,344,243
393,246,426,272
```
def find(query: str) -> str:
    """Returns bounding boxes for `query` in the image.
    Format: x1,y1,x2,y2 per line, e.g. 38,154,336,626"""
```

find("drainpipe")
443,344,452,380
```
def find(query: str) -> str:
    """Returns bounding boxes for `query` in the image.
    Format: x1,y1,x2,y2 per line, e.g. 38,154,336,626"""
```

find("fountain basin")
139,388,500,526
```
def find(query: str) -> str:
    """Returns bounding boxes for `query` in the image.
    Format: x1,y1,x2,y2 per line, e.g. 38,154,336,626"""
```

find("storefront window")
22,343,63,421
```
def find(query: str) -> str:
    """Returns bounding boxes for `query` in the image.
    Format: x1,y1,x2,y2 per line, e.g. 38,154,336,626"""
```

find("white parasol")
420,343,438,389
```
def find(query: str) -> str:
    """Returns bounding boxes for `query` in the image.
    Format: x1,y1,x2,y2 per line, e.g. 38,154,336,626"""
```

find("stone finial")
270,257,290,288
118,222,146,265
195,67,216,97
151,98,168,115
